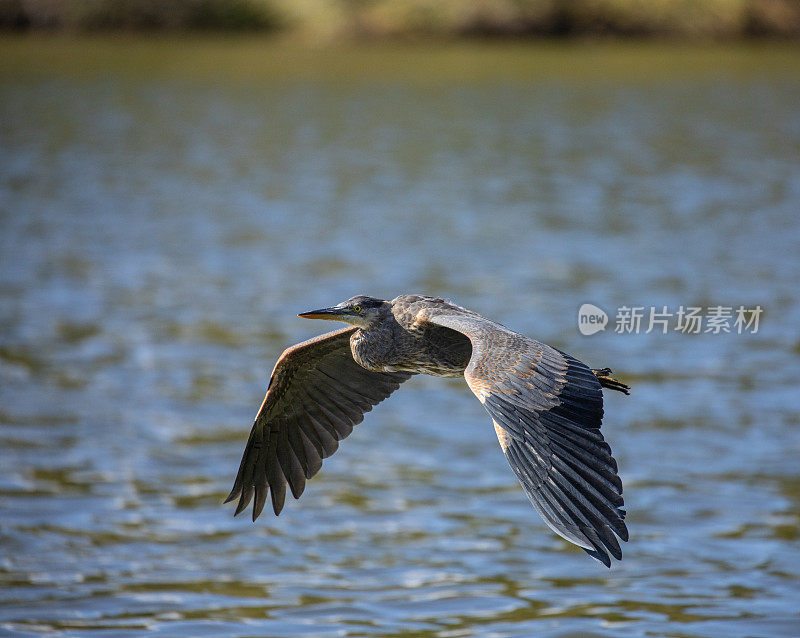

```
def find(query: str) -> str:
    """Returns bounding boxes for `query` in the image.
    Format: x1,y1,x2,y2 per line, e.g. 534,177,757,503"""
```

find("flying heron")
225,295,630,566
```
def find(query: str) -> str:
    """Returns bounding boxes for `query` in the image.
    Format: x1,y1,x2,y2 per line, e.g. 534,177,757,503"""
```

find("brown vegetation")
1,0,799,38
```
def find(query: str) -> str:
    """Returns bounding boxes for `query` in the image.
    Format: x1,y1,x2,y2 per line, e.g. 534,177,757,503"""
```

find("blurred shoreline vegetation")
1,0,799,39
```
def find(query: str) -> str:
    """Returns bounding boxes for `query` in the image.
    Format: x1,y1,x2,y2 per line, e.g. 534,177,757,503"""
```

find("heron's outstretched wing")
425,314,628,566
225,327,412,520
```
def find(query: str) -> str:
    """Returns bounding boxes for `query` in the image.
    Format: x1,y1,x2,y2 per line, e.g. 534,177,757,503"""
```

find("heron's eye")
352,305,362,313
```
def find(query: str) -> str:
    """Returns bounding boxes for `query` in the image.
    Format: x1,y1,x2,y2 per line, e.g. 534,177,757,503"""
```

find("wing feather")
425,313,628,566
226,327,412,519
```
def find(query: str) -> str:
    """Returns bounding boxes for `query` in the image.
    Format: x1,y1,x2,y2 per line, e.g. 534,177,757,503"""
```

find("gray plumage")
225,294,630,566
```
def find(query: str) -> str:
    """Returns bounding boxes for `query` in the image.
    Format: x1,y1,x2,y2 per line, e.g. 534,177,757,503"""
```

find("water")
1,39,799,637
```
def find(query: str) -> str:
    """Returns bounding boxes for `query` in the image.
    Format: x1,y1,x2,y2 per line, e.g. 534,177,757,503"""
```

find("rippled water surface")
1,39,799,637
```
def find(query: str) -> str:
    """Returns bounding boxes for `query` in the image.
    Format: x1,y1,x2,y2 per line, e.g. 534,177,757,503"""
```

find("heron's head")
298,295,389,329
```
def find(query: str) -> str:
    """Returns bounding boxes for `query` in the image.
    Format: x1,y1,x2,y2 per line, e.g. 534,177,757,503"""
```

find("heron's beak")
297,306,349,321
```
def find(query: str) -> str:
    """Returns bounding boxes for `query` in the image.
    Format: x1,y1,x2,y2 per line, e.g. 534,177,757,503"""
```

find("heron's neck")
349,321,396,372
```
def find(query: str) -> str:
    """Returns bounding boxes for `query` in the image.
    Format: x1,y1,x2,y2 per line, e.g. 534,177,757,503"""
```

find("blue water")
1,43,799,637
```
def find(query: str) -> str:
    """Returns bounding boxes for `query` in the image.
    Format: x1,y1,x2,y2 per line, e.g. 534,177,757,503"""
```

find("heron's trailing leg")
591,368,630,395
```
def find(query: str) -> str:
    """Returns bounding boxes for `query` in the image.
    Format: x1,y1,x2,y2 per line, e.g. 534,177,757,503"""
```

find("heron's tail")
591,368,630,395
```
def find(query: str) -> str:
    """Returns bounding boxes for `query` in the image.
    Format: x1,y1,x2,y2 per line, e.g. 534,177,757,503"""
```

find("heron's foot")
591,368,630,395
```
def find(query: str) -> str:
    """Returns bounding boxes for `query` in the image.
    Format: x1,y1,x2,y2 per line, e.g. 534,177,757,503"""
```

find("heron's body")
352,295,473,376
226,294,630,566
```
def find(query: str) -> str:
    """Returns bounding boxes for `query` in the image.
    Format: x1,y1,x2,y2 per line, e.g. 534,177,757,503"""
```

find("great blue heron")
226,295,630,566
